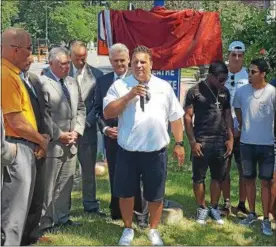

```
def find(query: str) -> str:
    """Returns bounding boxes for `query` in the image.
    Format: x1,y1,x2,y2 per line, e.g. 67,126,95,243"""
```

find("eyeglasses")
248,69,259,75
230,74,235,87
10,44,33,51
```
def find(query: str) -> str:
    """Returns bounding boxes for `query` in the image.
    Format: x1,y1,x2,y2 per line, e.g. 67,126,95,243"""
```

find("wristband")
175,141,184,147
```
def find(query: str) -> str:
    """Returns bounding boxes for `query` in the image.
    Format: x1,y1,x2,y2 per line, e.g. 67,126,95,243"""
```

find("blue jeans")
240,143,274,180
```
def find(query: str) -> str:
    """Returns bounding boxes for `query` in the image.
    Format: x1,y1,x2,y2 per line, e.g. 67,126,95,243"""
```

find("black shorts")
113,146,167,202
240,143,274,180
192,140,228,183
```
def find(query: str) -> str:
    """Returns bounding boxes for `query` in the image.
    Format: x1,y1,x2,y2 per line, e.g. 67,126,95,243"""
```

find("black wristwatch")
175,141,184,147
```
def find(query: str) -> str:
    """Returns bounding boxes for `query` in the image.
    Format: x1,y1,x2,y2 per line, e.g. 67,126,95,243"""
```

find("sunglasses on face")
248,69,259,75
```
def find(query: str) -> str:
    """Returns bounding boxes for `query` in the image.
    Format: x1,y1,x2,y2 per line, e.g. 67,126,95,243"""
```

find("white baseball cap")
228,41,245,52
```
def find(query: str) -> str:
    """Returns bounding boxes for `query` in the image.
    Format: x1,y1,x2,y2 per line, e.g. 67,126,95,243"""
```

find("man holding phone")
184,61,234,225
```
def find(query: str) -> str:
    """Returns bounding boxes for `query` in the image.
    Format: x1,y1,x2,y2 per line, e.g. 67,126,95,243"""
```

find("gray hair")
109,43,129,58
69,40,87,54
48,46,69,62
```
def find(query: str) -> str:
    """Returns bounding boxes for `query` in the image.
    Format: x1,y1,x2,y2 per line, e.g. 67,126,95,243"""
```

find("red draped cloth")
110,7,223,70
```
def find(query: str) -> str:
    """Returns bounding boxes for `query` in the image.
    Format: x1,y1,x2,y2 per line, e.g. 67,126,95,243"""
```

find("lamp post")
45,1,62,47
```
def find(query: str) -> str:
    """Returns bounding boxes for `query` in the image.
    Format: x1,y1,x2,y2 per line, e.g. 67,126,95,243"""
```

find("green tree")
1,1,19,31
49,1,104,44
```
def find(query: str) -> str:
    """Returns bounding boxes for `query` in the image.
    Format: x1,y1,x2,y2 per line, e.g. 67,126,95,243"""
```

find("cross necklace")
204,81,221,108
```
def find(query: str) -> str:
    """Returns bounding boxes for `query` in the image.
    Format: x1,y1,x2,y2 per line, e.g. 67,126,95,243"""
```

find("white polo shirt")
103,74,184,152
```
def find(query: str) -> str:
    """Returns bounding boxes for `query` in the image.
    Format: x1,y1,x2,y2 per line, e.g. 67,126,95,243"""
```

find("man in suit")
39,47,86,231
19,56,52,245
94,43,148,227
69,41,105,215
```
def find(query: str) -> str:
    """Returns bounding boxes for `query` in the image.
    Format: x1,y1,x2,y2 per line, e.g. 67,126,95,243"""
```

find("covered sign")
98,7,223,70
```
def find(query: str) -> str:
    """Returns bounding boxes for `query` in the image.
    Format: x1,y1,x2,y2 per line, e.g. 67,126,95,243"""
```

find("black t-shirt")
184,81,231,142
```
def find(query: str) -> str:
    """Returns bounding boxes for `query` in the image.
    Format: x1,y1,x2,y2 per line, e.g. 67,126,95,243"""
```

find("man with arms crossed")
104,46,184,246
1,27,49,246
94,43,148,226
234,59,275,236
184,61,233,225
221,41,249,215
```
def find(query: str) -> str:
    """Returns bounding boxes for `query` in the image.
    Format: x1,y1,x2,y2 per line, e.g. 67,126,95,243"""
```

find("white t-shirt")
225,67,248,129
103,74,184,152
233,83,276,145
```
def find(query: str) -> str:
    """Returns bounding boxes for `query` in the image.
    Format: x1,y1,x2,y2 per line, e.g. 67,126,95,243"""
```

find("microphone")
140,84,150,112
140,94,145,112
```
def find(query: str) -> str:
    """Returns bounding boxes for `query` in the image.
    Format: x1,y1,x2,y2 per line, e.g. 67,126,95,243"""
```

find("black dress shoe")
57,219,81,227
137,220,148,229
135,215,149,229
85,209,106,217
111,214,122,220
1,229,5,246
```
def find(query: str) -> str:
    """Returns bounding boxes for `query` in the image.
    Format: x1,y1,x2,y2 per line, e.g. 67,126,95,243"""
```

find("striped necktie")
59,78,71,106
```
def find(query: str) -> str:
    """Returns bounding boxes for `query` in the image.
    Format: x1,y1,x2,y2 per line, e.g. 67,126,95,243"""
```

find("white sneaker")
148,229,164,246
118,228,134,246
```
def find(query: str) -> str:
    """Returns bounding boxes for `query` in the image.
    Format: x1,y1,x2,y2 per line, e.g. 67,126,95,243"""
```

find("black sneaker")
237,205,249,215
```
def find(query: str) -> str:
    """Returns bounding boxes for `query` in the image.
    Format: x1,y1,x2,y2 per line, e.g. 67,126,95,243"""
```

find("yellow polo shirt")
1,58,37,137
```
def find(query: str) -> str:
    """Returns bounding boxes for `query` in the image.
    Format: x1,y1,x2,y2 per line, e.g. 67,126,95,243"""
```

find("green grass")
181,67,198,78
39,137,276,246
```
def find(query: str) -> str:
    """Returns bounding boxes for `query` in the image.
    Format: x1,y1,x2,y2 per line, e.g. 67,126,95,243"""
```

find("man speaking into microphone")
103,45,185,246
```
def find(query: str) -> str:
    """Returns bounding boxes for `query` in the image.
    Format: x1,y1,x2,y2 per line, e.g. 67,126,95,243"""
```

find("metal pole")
46,4,48,47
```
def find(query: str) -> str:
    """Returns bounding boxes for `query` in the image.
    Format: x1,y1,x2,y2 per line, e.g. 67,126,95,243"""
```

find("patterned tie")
59,78,71,106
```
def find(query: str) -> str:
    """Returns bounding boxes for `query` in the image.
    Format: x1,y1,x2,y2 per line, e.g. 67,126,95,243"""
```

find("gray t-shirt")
233,83,276,145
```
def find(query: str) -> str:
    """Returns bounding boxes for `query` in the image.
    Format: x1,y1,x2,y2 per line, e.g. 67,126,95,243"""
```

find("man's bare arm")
224,108,234,140
170,118,185,166
234,108,242,130
170,118,183,142
104,84,146,119
5,112,48,150
184,107,196,144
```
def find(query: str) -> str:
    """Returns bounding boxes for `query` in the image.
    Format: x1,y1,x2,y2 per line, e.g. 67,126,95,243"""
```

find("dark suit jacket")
25,72,52,137
94,71,131,133
69,62,103,127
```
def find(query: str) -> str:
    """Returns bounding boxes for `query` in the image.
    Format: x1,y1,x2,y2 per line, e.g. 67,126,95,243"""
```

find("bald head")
2,27,31,46
2,27,32,71
70,41,87,70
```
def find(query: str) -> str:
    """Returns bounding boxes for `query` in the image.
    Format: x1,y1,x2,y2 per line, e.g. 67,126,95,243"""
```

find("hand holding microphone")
128,83,150,111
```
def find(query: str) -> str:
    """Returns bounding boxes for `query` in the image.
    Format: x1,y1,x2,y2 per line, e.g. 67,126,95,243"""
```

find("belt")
6,136,36,145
